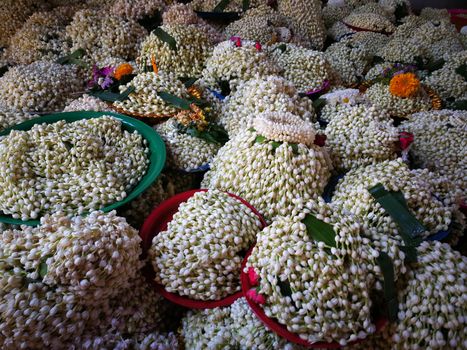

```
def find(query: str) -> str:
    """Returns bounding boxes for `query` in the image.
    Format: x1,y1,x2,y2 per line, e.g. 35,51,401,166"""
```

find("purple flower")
88,65,115,89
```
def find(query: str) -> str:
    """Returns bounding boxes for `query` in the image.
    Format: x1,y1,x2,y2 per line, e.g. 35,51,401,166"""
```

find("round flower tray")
240,247,388,349
140,189,267,309
0,111,166,226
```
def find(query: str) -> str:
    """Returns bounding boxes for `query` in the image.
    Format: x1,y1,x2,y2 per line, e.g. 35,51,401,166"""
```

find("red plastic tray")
240,247,388,348
448,9,467,31
140,189,267,309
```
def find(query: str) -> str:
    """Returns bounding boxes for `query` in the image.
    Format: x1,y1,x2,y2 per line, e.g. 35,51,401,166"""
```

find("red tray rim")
140,189,267,309
240,247,388,348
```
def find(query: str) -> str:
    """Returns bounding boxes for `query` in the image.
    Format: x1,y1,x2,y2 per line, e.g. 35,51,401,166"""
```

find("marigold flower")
389,72,420,98
113,63,133,80
151,54,158,74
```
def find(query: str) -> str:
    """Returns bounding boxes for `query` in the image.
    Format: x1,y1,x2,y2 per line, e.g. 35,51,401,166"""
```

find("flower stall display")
0,2,465,349
203,112,331,221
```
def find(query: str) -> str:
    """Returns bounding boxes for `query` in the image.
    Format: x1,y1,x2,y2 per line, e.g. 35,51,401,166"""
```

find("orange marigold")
389,72,420,98
114,63,133,80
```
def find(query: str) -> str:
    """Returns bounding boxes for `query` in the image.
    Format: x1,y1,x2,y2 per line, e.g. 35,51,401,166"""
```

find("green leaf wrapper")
90,86,135,102
376,251,398,322
152,27,177,51
213,0,231,13
56,48,87,67
302,214,337,248
158,91,191,110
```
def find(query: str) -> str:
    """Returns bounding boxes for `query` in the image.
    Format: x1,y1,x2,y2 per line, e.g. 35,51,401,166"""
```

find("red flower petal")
230,36,242,47
314,134,327,147
247,267,259,286
399,132,414,150
255,42,262,51
246,289,266,304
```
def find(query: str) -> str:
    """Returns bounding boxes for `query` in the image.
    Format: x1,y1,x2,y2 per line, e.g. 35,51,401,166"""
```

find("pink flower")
230,36,242,47
255,42,262,51
88,65,115,89
399,132,414,150
246,289,266,304
247,267,260,286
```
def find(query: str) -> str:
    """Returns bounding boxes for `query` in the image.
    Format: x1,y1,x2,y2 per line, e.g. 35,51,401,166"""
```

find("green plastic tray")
0,111,166,226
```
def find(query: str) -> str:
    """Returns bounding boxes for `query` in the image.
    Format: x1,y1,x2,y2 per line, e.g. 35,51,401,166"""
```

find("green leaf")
399,245,418,263
302,214,337,248
89,86,135,102
455,64,467,81
277,278,292,297
39,259,48,278
255,135,267,144
178,123,229,145
271,141,282,151
369,184,426,242
213,0,231,12
56,48,86,65
242,0,250,11
158,91,191,110
372,55,384,64
273,44,287,53
180,77,198,88
291,143,299,154
376,252,398,322
152,27,177,51
451,100,467,111
426,58,445,72
312,98,326,113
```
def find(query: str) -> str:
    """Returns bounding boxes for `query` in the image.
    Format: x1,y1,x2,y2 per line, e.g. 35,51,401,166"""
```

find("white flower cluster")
4,7,75,65
245,201,380,345
110,0,166,21
325,42,372,85
220,75,315,135
322,4,352,28
410,20,464,61
399,109,467,198
419,7,451,22
352,3,395,21
155,118,221,172
379,36,428,65
0,116,149,220
113,71,189,117
64,94,114,112
328,21,356,41
162,3,225,44
424,50,467,102
340,31,390,56
364,62,394,80
253,111,316,146
0,61,83,113
119,178,169,229
277,0,326,50
149,190,262,300
65,9,147,64
181,298,306,349
0,109,38,132
181,306,236,350
0,211,177,349
364,82,432,118
332,160,452,264
394,242,467,349
0,0,42,47
342,12,396,33
190,0,267,12
325,104,398,170
138,24,213,78
319,88,364,123
269,43,336,92
202,124,331,221
200,39,281,92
